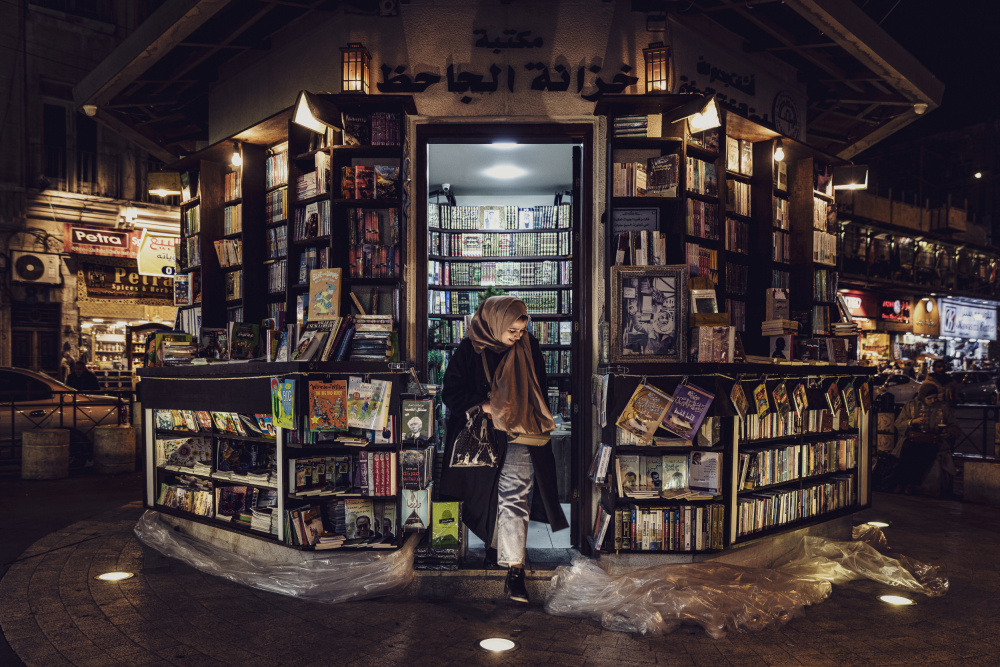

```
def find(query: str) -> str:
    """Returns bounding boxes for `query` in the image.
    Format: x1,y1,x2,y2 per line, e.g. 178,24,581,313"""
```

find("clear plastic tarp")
133,510,416,604
545,526,947,638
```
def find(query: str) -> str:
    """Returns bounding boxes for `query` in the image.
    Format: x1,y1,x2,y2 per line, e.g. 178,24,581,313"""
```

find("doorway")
416,123,594,564
10,304,61,374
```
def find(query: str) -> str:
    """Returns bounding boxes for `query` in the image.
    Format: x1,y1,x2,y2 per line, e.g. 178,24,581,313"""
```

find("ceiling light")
95,571,134,582
483,165,526,179
834,164,868,190
879,595,914,606
490,141,518,149
974,172,982,179
773,139,785,162
147,171,182,197
477,638,518,652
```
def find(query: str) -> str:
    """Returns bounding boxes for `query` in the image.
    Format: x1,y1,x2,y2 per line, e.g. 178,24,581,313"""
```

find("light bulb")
232,142,243,167
773,139,785,162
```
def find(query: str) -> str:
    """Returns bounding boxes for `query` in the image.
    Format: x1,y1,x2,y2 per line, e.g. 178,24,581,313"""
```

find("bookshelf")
589,367,873,554
176,161,225,329
126,323,171,370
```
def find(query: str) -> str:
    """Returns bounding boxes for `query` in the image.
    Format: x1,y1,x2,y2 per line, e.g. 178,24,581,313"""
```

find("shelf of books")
425,201,576,422
175,162,225,331
142,369,440,551
587,367,874,555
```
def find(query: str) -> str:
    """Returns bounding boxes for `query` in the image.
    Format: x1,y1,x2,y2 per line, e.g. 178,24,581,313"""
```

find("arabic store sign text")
940,299,997,341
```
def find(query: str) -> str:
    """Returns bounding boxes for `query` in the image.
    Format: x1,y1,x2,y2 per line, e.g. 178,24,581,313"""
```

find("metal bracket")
388,361,414,372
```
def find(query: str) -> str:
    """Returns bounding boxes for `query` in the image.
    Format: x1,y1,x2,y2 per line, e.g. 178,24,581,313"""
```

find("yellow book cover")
308,267,342,321
616,383,673,443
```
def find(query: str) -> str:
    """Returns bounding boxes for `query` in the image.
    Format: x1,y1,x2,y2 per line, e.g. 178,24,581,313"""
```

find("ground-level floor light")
95,571,134,582
477,637,518,652
879,595,914,606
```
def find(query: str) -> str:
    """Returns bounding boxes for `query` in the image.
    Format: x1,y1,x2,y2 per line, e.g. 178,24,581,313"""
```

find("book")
308,380,348,431
641,455,663,491
401,446,434,490
307,267,342,321
354,165,375,199
753,382,770,417
645,154,679,198
662,384,715,441
227,322,260,359
859,381,872,413
173,274,191,306
271,377,295,429
616,455,640,495
344,498,377,540
689,451,721,494
290,328,321,361
375,164,399,200
825,381,843,414
401,399,434,445
772,382,792,420
792,383,808,415
661,454,688,491
430,501,461,547
615,383,673,443
402,487,430,532
843,381,858,415
346,376,390,430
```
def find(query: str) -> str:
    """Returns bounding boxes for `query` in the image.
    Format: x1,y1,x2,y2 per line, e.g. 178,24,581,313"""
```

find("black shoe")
504,566,529,603
484,547,498,569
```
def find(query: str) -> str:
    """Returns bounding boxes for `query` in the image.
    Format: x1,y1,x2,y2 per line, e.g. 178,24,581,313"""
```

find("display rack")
126,323,172,370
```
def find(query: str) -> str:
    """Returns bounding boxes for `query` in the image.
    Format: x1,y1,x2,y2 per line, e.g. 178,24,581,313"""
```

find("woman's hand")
481,401,492,417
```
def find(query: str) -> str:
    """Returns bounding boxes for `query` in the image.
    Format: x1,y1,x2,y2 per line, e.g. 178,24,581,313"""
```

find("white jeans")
493,443,533,567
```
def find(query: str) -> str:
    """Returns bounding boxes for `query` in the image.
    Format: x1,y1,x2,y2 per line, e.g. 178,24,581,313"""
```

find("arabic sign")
77,257,174,305
612,209,659,234
880,299,910,323
137,230,179,277
940,299,997,341
63,223,141,258
912,297,939,337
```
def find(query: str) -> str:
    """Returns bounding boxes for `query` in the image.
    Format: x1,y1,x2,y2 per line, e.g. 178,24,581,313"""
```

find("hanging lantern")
643,42,670,93
341,43,371,94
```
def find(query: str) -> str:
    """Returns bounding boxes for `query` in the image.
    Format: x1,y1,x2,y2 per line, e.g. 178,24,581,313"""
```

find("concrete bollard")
93,425,137,475
22,429,70,480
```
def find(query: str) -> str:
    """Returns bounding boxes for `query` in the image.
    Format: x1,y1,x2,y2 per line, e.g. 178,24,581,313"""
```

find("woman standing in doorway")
439,296,567,603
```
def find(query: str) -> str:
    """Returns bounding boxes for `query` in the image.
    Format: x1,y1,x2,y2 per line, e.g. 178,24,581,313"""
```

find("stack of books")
761,319,799,336
831,322,858,336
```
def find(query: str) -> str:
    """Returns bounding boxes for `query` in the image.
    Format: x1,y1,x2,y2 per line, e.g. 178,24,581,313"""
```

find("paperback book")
689,451,721,494
753,382,770,417
662,384,715,441
308,268,342,321
271,377,295,430
401,398,434,445
307,380,348,431
730,382,748,421
402,487,431,532
430,501,461,547
616,383,673,443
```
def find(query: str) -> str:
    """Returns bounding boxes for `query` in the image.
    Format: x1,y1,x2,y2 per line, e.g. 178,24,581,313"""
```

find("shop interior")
426,137,578,554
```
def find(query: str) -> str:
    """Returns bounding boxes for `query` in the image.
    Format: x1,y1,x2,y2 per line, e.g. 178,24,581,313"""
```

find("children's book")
308,268,342,321
616,383,673,443
753,382,770,417
255,413,276,437
271,378,295,430
662,383,715,441
308,380,349,431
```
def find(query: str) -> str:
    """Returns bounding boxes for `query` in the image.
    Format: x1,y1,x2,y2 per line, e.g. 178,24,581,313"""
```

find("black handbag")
449,405,499,468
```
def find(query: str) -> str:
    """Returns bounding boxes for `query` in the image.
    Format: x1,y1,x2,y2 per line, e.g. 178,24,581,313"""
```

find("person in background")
58,344,75,384
66,361,100,392
892,383,961,494
439,296,566,603
924,358,956,402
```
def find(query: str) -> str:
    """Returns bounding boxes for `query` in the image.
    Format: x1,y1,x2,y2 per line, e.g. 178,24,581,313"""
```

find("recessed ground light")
879,595,914,606
483,165,526,179
477,637,519,652
95,571,134,582
865,521,890,528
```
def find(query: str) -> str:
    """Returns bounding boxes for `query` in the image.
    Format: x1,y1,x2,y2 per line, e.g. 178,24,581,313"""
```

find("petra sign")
77,257,173,305
63,223,141,258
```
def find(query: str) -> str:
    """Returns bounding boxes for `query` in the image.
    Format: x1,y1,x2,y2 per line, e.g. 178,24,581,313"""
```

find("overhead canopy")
74,0,942,161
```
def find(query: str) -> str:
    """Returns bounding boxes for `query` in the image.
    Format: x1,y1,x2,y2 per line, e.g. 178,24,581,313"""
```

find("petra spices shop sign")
78,257,173,305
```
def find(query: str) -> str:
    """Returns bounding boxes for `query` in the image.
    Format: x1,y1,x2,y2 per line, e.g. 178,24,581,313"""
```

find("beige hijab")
467,296,556,435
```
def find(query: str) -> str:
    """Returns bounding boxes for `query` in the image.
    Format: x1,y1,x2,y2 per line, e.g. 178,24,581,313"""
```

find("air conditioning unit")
11,251,62,285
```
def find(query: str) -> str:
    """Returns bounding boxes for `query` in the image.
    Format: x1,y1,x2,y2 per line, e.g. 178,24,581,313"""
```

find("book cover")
354,165,375,199
615,383,673,443
402,487,430,532
340,166,356,198
346,376,374,429
645,154,679,198
740,138,753,176
401,447,432,490
641,455,663,491
662,383,715,441
290,328,320,361
342,113,370,146
173,274,191,306
198,327,228,359
859,381,872,413
344,498,377,540
308,380,349,431
374,164,399,200
772,382,792,420
271,378,295,430
154,410,174,431
825,381,843,414
661,454,688,491
308,268,342,321
730,382,748,421
792,383,809,415
255,413,275,436
725,136,739,172
431,501,461,547
616,455,640,495
228,322,260,359
689,451,721,494
401,399,434,445
753,382,770,417
843,381,858,415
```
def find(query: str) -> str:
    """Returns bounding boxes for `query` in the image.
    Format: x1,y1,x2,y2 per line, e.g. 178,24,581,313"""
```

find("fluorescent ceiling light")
483,165,526,179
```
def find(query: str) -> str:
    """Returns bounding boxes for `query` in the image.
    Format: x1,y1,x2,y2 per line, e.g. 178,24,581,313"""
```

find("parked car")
875,373,922,405
0,367,124,468
948,370,998,404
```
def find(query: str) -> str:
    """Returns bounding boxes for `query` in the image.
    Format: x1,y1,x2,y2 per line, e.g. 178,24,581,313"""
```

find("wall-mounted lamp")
292,90,343,134
341,43,371,94
231,141,243,167
147,171,182,197
913,102,928,115
663,93,720,133
974,171,983,179
773,138,785,162
642,42,671,93
833,164,868,190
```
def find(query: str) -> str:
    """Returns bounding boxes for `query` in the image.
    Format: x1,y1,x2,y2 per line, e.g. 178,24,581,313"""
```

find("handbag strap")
480,352,492,388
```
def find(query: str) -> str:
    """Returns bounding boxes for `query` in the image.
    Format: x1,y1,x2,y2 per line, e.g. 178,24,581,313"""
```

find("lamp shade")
147,171,182,197
663,94,721,132
834,164,869,190
341,43,371,94
292,91,343,134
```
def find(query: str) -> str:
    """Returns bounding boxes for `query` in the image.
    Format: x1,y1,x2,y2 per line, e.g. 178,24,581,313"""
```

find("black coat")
438,335,568,544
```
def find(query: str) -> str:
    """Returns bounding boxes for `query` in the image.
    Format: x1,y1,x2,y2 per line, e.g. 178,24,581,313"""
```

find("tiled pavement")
2,472,1000,666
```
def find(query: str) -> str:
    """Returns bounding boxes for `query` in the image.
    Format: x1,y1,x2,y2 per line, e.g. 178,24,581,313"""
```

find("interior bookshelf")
126,323,171,370
589,368,873,555
426,201,576,421
176,161,225,329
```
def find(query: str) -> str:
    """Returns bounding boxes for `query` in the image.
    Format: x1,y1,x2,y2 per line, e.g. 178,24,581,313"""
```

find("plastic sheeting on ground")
133,510,416,604
544,527,947,638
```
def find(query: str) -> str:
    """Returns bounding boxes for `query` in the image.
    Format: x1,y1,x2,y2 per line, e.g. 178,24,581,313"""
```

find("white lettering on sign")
73,229,125,246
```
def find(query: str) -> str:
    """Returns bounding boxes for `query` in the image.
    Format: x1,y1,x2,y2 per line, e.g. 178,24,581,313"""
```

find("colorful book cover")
402,487,430,533
843,381,858,415
430,500,461,547
374,164,399,200
689,451,721,494
228,322,260,359
662,383,715,441
198,327,228,360
753,382,770,417
291,328,320,361
271,378,295,430
346,376,374,429
615,383,673,443
792,383,809,415
154,410,174,430
308,380,348,431
307,268,342,321
772,382,792,420
195,411,214,432
344,498,377,540
730,382,748,421
661,454,688,491
401,399,434,444
173,274,190,306
255,413,275,437
825,381,843,414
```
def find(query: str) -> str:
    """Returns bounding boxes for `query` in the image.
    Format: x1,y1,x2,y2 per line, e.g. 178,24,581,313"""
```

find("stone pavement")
2,475,1000,666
